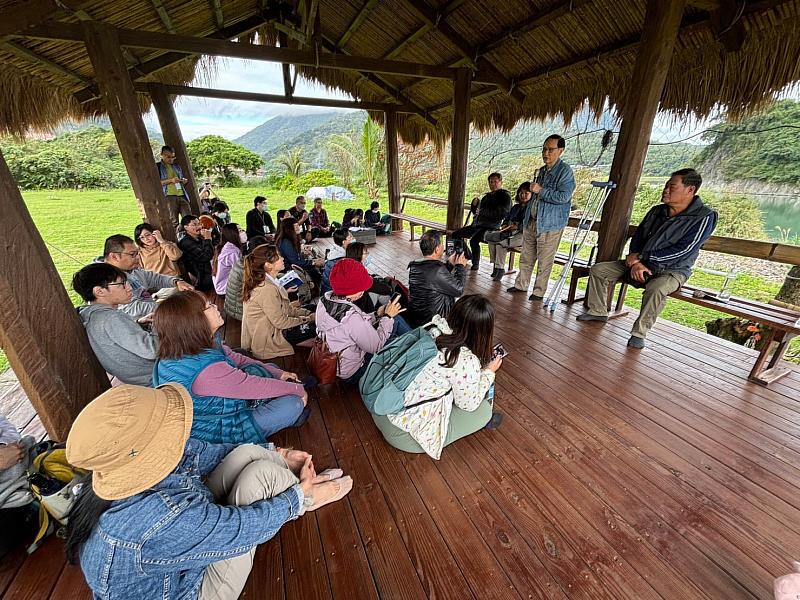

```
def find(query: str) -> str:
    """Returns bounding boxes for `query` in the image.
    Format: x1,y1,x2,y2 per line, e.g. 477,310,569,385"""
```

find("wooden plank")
0,149,109,442
240,541,285,600
48,563,91,600
0,547,27,597
337,0,380,49
385,109,402,232
2,537,65,600
446,67,471,232
597,0,686,262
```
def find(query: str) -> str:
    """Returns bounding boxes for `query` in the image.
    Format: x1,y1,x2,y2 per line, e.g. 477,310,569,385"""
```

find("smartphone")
390,291,402,304
493,343,508,359
445,239,455,255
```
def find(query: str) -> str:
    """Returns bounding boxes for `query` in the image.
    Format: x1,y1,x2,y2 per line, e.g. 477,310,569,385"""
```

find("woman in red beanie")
316,259,411,383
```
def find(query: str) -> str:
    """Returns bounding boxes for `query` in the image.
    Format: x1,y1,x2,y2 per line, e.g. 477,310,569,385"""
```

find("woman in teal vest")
152,291,309,444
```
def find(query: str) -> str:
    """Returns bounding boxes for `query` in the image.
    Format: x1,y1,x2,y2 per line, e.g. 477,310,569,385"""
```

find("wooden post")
596,0,686,262
385,108,402,231
81,21,176,241
447,67,471,232
0,149,109,441
149,83,201,215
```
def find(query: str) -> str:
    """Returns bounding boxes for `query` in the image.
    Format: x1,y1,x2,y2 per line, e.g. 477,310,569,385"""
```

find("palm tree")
325,134,358,189
361,117,383,199
272,147,306,177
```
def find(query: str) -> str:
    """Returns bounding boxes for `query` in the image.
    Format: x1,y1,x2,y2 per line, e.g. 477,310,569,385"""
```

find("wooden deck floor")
3,231,800,599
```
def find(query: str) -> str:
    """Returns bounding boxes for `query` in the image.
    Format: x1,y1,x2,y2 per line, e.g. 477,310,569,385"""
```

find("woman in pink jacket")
315,259,411,383
212,223,245,296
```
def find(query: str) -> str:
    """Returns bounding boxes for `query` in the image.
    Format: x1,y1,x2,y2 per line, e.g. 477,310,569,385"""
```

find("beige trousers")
200,444,299,600
485,231,523,269
585,260,688,339
513,225,564,296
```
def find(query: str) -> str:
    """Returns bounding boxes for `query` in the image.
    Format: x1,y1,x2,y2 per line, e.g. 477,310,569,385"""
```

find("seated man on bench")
577,168,717,349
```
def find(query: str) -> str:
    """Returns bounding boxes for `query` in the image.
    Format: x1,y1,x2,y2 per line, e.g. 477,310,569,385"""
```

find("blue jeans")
391,315,412,338
244,366,305,438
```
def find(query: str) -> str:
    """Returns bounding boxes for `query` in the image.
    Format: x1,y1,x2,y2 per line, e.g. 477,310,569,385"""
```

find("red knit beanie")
330,258,373,296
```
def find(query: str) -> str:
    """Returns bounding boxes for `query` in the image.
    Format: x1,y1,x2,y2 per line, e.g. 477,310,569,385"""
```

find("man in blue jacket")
507,134,576,300
577,168,718,349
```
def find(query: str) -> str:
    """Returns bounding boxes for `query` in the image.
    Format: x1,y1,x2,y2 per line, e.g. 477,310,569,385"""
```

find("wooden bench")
389,193,474,240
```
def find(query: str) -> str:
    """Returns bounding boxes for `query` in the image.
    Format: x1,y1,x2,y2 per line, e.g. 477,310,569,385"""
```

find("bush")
296,169,338,192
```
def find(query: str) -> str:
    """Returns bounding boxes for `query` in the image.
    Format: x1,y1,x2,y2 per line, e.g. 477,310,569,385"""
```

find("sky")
142,58,356,141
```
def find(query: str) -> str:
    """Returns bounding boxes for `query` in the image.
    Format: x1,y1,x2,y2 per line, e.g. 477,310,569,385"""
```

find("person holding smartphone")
373,295,504,460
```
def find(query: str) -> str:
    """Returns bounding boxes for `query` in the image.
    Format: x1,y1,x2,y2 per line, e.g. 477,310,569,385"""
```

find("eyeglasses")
106,281,130,288
542,146,560,153
118,251,140,258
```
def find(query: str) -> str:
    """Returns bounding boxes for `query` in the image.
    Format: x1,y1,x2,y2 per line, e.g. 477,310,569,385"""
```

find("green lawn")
0,185,795,373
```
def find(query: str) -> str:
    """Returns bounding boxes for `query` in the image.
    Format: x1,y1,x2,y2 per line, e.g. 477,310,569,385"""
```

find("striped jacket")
630,196,718,279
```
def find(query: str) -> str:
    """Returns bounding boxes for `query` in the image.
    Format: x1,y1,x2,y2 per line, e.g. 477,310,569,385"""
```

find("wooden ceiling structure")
1,0,800,439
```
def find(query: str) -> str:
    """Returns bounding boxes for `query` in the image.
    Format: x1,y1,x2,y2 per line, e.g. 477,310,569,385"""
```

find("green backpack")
359,326,439,415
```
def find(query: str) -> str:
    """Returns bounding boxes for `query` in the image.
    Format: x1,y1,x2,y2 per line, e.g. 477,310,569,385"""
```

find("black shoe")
576,313,609,323
470,263,480,271
292,407,311,428
490,267,499,278
529,294,544,301
506,286,525,294
484,412,503,430
627,336,645,349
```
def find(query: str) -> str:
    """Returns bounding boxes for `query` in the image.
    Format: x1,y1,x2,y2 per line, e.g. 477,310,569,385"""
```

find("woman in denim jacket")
65,384,353,599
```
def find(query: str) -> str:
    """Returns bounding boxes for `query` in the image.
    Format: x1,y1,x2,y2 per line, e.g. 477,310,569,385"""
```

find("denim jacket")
522,159,576,233
79,439,304,600
157,161,185,197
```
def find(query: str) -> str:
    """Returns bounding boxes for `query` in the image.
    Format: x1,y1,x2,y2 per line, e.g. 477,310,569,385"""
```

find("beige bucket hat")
66,383,194,500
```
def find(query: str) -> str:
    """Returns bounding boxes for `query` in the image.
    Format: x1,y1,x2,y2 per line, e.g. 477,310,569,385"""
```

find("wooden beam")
446,67,472,231
401,0,525,106
709,0,747,52
278,32,293,98
134,82,419,113
148,84,201,215
209,0,224,30
385,108,402,231
0,0,77,37
149,0,176,34
0,148,109,441
477,0,593,57
427,86,500,114
22,21,495,83
81,21,176,240
337,0,379,50
596,0,687,263
1,40,93,86
384,23,431,59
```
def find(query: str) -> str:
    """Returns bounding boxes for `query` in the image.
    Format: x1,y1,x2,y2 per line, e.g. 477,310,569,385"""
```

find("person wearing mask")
212,201,231,228
65,384,353,600
342,208,364,229
484,182,532,281
373,295,503,458
451,172,512,271
241,244,316,360
316,259,408,383
507,134,576,301
364,201,392,235
178,215,216,293
134,223,183,278
275,217,324,289
152,291,310,443
288,196,312,242
308,198,333,238
246,196,276,239
212,223,246,297
345,242,395,312
101,234,193,320
156,145,191,227
407,230,468,327
73,263,159,386
320,228,353,295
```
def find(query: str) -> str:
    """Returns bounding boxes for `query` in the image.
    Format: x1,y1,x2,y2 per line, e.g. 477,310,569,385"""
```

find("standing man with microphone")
506,134,576,301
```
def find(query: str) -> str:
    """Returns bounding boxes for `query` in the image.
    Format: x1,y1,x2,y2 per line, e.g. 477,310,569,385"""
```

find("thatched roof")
1,0,800,144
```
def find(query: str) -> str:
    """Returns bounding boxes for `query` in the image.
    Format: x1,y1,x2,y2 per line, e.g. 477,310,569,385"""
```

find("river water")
753,195,800,243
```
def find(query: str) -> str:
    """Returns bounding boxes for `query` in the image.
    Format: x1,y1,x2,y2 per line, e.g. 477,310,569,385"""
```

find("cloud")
143,59,353,140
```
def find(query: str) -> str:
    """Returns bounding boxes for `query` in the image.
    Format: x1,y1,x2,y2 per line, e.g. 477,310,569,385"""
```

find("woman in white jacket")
373,295,504,459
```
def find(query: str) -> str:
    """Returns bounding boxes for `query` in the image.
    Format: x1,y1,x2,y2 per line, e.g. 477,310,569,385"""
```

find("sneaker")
627,336,645,349
576,313,608,322
492,268,505,281
484,412,503,430
506,286,525,294
529,294,544,301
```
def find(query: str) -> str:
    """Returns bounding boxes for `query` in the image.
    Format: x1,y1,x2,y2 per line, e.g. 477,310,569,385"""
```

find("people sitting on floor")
371,295,504,459
308,198,333,238
507,134,576,300
288,195,313,242
134,223,182,278
241,244,316,360
101,234,193,319
65,384,353,600
276,217,324,289
178,215,215,293
225,235,268,326
246,196,276,240
577,168,717,349
316,259,410,383
345,242,404,312
321,228,353,295
212,223,245,297
73,263,159,387
0,412,37,559
212,201,231,227
484,181,531,281
364,201,392,235
407,230,468,327
451,172,512,271
342,208,364,229
152,291,309,443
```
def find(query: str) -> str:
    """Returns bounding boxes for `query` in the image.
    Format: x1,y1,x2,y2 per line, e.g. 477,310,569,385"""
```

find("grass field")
0,185,795,373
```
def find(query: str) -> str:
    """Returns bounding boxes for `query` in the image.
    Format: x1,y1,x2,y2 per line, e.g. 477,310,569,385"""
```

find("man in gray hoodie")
73,263,159,386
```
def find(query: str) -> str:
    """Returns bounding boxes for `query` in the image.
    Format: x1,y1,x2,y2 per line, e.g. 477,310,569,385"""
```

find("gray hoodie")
78,304,159,386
